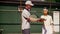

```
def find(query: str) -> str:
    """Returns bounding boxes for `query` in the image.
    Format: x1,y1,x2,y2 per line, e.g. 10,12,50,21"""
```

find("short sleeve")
22,11,30,18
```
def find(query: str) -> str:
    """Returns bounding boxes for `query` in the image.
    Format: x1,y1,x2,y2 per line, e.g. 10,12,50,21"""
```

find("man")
40,8,54,34
22,1,38,34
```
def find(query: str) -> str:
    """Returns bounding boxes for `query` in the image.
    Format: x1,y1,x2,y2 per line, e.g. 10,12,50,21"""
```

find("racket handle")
37,18,45,22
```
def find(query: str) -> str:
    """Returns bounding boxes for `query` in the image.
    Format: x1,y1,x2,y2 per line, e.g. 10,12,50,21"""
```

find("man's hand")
37,18,46,22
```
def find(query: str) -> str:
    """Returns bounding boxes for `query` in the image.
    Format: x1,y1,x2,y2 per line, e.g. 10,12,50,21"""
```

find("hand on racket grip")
37,18,46,22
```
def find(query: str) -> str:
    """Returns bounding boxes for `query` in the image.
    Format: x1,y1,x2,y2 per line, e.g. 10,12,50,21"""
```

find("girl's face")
43,10,48,15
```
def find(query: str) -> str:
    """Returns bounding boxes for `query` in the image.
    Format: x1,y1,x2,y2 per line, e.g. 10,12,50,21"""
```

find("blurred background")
0,0,60,34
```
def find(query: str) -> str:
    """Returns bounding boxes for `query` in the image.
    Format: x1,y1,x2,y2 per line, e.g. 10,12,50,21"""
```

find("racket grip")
37,18,45,22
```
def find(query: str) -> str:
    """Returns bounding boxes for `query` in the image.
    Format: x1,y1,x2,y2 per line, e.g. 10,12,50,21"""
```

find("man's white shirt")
22,9,31,30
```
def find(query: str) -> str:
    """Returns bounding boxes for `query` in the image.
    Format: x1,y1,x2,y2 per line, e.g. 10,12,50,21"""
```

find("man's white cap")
25,1,34,6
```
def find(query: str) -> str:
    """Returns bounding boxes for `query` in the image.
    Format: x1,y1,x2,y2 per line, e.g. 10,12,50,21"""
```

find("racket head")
30,14,37,18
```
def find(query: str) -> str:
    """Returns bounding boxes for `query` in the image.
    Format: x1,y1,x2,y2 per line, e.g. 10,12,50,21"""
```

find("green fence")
0,5,43,34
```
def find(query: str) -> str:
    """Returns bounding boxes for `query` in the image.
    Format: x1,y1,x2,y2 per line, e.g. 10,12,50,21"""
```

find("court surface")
3,32,59,34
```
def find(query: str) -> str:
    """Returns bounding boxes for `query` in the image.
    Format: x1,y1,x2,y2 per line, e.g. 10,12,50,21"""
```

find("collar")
25,8,30,11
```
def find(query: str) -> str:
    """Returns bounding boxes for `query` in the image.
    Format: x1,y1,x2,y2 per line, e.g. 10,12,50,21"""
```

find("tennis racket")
29,14,38,22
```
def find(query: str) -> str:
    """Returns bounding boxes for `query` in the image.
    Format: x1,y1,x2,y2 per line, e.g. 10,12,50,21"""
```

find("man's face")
26,4,32,9
43,10,48,15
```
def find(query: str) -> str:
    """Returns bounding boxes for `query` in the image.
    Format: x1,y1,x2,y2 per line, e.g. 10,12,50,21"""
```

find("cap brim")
30,4,34,6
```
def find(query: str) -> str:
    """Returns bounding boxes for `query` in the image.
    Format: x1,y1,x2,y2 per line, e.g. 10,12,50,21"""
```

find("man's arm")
23,16,38,22
23,12,45,22
24,17,46,22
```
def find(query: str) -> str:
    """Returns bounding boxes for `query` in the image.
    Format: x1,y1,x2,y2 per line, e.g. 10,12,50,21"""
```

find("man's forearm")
29,17,38,22
24,16,45,22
